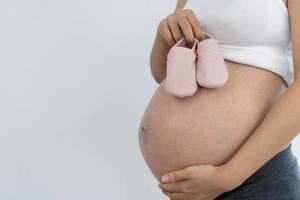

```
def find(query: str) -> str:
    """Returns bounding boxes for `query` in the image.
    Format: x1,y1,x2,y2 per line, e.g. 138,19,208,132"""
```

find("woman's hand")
158,164,241,200
158,9,204,48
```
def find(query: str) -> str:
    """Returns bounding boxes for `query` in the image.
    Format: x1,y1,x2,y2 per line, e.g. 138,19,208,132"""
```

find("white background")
0,0,299,199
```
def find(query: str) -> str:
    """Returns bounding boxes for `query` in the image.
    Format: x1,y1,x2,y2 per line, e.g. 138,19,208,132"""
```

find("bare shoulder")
175,0,188,11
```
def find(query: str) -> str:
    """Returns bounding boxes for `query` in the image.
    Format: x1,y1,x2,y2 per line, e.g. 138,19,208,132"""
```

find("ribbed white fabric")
184,0,294,87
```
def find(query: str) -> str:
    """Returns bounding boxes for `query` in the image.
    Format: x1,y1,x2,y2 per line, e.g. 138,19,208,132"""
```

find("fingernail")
161,174,170,183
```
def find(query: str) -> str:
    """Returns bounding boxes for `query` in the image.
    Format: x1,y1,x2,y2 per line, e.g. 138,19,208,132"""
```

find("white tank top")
184,0,293,87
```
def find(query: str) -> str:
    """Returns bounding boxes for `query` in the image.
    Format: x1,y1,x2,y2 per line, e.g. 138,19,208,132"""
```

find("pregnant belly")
138,60,287,181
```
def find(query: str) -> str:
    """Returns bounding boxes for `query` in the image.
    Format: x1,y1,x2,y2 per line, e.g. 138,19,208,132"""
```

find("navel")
141,124,149,132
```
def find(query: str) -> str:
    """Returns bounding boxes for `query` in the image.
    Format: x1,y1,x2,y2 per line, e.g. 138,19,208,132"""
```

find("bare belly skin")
138,59,288,181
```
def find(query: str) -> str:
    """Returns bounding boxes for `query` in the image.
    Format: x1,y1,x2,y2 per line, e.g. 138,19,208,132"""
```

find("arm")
223,0,300,188
149,28,172,84
150,0,188,84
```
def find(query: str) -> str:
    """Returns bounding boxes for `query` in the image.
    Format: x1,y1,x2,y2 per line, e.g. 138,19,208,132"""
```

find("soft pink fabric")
165,38,199,98
196,32,229,88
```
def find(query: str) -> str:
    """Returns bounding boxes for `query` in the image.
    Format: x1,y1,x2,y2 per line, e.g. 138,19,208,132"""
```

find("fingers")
185,9,203,41
159,178,194,193
159,182,223,200
158,19,176,46
176,12,195,47
159,181,185,193
162,191,185,200
162,167,193,183
166,15,184,42
158,9,203,47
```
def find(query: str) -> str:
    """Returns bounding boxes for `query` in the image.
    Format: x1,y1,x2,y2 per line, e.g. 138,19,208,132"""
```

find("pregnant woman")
138,0,300,199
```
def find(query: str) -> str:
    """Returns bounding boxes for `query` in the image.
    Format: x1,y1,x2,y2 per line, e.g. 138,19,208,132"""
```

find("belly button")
141,124,149,132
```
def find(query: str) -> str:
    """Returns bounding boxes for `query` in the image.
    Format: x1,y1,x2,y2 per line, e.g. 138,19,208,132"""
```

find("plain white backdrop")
0,0,299,199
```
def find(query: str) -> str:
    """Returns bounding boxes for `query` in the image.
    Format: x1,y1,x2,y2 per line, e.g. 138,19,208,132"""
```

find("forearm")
223,80,300,187
150,27,172,84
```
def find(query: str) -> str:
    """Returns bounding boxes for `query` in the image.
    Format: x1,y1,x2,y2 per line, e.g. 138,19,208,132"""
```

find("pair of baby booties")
165,32,229,98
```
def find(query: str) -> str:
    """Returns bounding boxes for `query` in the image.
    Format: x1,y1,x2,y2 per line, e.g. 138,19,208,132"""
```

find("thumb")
161,167,192,183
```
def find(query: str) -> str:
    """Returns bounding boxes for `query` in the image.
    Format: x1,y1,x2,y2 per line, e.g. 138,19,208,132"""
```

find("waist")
216,142,298,199
243,143,296,185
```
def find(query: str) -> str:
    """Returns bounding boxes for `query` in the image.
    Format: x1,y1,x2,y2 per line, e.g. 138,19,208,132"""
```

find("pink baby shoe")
196,32,229,88
165,37,199,98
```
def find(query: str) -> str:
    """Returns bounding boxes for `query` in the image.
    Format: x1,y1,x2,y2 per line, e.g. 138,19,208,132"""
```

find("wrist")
218,163,245,192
